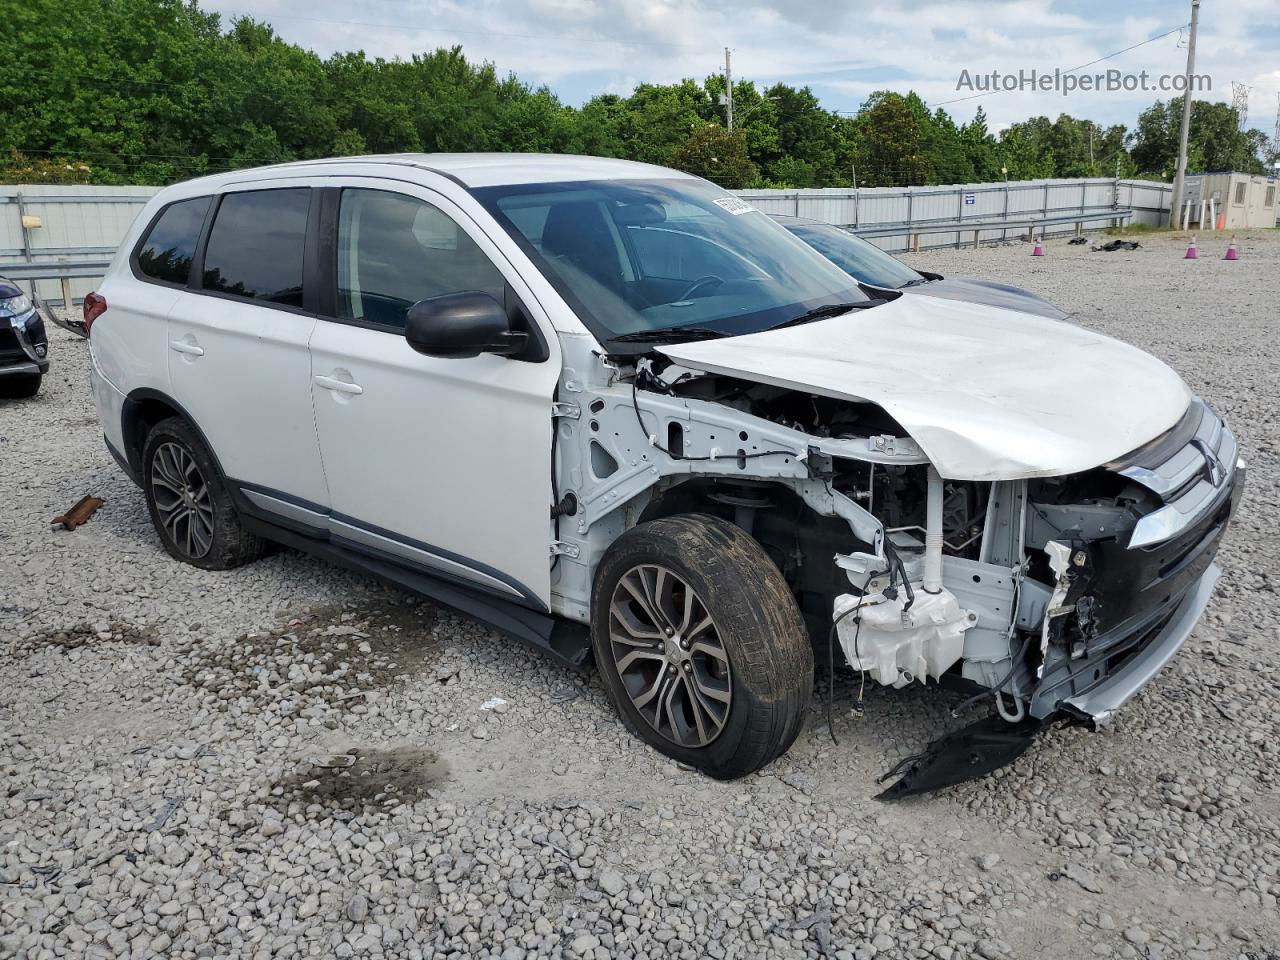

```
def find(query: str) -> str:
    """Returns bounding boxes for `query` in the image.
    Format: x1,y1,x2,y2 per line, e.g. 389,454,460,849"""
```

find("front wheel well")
636,478,866,641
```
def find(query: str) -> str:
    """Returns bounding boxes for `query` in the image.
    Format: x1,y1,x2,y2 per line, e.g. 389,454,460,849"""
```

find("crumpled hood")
659,295,1191,481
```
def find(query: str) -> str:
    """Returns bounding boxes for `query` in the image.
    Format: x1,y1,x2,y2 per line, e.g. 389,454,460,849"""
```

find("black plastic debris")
875,715,1045,800
1092,239,1141,252
1068,236,1088,245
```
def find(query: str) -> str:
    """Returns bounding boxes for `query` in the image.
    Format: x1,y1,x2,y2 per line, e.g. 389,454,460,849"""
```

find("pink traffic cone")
1184,236,1198,259
1031,237,1044,257
1223,235,1238,260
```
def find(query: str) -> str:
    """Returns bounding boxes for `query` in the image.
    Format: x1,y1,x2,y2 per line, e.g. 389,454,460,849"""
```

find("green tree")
960,108,1002,181
670,124,756,188
853,91,930,186
997,128,1056,180
6,0,1257,190
923,107,975,184
1131,98,1268,177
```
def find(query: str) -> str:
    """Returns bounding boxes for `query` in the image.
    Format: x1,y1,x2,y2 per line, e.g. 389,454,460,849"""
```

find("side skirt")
238,513,593,672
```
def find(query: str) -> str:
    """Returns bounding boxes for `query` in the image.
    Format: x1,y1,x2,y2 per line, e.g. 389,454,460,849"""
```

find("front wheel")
591,514,813,779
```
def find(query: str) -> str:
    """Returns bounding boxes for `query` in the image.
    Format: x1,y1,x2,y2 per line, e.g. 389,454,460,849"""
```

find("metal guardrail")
2,260,112,280
848,207,1133,250
0,260,112,315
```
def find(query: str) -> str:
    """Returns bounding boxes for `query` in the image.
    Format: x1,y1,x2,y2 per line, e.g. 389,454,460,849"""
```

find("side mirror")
403,291,527,359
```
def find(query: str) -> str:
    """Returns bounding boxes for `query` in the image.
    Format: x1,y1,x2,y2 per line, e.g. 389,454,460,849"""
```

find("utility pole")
1169,0,1200,227
724,47,734,131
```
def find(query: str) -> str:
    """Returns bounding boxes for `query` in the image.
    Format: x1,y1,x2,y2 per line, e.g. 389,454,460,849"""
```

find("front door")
308,182,560,609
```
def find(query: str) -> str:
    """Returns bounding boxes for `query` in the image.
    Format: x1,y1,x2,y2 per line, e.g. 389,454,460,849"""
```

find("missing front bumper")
1057,563,1219,726
876,562,1222,798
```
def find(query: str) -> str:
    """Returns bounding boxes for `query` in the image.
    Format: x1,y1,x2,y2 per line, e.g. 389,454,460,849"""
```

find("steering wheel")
675,275,725,301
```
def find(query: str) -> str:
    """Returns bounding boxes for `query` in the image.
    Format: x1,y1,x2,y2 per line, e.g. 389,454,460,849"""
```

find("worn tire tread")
142,416,265,571
591,513,813,780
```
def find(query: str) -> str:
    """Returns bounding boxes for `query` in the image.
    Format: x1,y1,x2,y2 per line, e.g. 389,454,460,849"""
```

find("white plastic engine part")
834,588,977,688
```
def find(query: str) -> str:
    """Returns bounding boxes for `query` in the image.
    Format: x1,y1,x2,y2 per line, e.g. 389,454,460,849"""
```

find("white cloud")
202,0,1280,134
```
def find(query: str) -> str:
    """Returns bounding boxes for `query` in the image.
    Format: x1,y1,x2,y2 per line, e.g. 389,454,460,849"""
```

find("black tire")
591,514,812,779
0,373,41,399
141,416,265,570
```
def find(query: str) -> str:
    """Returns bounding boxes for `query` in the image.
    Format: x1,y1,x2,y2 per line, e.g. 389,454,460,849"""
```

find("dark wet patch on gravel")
14,621,158,655
181,600,440,711
268,746,449,812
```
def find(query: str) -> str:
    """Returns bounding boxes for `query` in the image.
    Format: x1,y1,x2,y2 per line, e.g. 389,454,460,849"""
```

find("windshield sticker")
713,197,756,216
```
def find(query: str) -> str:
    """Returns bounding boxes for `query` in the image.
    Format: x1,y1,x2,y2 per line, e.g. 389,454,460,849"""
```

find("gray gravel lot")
2,229,1278,960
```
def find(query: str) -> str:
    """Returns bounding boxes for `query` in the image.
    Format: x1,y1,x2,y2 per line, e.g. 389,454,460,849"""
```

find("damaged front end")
550,331,1241,797
831,399,1244,797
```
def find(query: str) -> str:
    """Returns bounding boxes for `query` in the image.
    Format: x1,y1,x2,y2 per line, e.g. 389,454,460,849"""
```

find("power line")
929,24,1188,107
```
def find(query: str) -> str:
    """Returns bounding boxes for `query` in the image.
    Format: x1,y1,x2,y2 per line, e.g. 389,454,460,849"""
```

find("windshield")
472,178,870,346
782,221,924,290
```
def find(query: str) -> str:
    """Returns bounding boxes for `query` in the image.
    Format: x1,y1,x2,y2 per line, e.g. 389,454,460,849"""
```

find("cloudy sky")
203,0,1280,134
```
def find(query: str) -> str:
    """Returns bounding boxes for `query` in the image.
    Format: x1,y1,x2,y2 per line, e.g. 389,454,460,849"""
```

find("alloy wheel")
150,441,215,559
607,564,732,747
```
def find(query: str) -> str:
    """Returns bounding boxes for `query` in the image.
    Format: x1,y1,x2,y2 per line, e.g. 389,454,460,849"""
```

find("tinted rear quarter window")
201,189,310,307
136,197,211,285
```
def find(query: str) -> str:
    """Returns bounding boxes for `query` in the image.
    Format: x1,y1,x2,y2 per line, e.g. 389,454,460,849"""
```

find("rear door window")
136,197,211,285
201,189,311,307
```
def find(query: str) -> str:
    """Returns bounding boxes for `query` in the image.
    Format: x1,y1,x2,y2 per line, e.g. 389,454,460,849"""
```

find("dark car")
0,276,50,398
773,214,1071,321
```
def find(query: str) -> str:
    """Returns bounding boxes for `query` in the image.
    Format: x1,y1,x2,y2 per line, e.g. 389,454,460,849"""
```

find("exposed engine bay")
550,343,1243,797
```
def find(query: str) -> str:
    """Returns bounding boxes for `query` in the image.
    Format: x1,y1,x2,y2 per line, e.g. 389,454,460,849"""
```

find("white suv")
88,154,1242,793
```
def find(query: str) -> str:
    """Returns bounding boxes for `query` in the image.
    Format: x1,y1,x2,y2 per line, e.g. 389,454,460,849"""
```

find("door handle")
314,374,364,396
169,340,204,357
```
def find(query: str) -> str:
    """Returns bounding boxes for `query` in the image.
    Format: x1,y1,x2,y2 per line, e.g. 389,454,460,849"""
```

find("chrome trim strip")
1128,474,1231,549
1126,413,1238,548
1061,563,1220,725
1119,401,1229,499
329,518,525,600
242,489,330,528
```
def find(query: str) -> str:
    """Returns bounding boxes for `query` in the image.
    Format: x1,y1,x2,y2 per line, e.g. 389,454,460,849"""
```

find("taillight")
83,292,107,336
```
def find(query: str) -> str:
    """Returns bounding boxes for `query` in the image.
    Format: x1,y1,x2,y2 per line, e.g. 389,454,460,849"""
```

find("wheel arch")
633,476,868,641
122,388,228,483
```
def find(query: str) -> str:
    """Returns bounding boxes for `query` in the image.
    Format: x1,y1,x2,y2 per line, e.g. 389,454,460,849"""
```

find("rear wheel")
591,514,812,779
0,372,41,399
142,417,265,570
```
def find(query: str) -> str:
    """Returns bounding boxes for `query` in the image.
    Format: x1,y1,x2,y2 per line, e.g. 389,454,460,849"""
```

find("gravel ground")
2,229,1278,960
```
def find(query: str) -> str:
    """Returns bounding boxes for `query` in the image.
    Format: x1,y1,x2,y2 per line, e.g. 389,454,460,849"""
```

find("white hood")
659,295,1191,481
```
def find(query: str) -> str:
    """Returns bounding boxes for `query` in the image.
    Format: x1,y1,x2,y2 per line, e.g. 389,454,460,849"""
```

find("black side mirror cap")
404,291,527,359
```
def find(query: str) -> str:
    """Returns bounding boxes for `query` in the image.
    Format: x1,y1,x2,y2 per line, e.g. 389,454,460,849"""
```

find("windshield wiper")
767,299,886,331
607,325,727,344
898,276,934,288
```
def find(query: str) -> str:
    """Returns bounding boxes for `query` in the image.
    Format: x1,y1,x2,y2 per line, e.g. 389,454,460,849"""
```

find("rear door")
167,184,329,518
94,195,212,399
307,180,560,609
